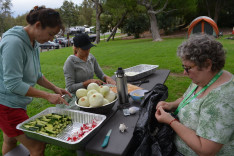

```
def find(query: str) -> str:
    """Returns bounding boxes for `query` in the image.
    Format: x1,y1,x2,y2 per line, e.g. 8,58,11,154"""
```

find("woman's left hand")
105,76,116,85
155,106,174,124
53,87,72,98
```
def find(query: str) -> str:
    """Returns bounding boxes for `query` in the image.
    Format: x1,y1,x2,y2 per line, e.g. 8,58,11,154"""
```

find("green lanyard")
174,70,223,115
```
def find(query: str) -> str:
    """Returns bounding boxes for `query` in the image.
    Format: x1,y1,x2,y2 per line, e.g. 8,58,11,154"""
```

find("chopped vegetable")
67,119,99,142
22,113,72,137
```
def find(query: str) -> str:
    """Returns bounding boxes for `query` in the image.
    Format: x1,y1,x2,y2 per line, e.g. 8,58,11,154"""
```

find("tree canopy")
1,0,233,40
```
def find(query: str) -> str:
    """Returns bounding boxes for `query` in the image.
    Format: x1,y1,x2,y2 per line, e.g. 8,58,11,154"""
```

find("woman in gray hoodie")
0,6,71,156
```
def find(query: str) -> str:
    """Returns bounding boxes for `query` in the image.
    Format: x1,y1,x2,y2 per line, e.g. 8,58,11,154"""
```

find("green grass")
0,34,233,156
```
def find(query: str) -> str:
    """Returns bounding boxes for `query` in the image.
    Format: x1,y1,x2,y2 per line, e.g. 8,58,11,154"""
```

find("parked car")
56,38,72,47
39,41,59,49
88,34,96,42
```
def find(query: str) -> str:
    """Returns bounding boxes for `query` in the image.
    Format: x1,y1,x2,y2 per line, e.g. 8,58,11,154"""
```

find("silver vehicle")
39,41,59,49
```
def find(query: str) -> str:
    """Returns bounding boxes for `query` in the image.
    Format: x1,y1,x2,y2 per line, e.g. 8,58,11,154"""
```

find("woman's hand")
46,93,70,105
25,86,70,105
83,79,104,87
156,97,183,112
105,76,116,85
156,101,173,111
52,87,72,105
155,106,174,124
53,86,71,96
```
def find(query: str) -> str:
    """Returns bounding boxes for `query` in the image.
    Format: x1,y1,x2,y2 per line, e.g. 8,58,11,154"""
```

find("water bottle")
116,67,129,106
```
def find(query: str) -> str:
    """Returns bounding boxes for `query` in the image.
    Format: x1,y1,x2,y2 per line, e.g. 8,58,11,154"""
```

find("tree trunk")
205,0,211,17
112,30,116,40
214,0,222,24
148,12,162,41
138,0,168,42
106,11,128,42
94,0,103,44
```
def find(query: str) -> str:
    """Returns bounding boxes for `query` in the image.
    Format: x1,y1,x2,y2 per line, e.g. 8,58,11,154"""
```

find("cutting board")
109,83,142,94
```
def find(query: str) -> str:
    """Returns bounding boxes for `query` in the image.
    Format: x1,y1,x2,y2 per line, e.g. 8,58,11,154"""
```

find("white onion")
87,83,99,91
76,88,88,99
89,93,103,107
78,96,89,107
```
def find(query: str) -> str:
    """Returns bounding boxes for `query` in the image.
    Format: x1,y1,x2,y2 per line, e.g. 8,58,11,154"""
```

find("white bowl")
130,89,148,102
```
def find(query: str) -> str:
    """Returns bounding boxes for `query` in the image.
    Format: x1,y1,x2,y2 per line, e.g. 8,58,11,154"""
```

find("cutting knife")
130,79,149,85
101,129,112,148
103,84,116,88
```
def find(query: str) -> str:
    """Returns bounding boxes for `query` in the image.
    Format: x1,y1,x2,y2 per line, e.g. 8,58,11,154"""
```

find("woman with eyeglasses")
155,34,233,156
0,6,71,155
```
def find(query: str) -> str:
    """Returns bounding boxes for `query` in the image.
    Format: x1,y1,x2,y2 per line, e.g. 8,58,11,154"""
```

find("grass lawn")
0,34,233,156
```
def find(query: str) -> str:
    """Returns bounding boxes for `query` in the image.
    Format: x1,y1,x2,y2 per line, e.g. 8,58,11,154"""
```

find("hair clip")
32,5,45,12
34,6,38,10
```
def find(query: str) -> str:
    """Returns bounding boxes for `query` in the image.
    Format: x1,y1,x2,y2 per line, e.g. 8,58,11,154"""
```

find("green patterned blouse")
174,75,234,156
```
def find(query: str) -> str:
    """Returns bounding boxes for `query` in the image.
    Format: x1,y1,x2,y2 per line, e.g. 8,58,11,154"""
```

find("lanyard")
174,70,223,115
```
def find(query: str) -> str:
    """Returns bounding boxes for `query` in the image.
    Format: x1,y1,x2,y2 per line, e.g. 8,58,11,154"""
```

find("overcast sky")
11,0,83,17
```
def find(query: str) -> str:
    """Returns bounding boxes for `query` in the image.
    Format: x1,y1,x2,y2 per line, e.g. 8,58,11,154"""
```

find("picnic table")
81,69,170,156
5,69,170,156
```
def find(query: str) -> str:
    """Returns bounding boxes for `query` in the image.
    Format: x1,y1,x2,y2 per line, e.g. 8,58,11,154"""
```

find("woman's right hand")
155,106,174,124
46,93,69,105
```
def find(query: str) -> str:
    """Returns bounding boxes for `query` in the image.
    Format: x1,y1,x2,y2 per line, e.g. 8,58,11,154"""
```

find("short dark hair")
177,34,226,72
26,6,64,32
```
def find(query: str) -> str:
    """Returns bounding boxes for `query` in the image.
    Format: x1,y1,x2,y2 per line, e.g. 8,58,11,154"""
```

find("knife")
130,80,149,85
103,84,116,88
61,94,72,103
101,129,112,148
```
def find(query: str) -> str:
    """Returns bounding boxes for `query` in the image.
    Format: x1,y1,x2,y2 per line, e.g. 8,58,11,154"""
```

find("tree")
106,11,127,42
157,0,197,34
0,0,12,35
100,14,115,34
197,0,232,24
92,0,104,44
123,13,149,38
59,0,79,28
1,0,11,15
14,14,27,26
138,0,169,41
78,0,94,26
103,0,137,42
217,0,234,27
199,0,221,23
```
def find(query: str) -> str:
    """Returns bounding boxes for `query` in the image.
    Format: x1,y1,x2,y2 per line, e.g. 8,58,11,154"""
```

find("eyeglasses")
182,64,196,73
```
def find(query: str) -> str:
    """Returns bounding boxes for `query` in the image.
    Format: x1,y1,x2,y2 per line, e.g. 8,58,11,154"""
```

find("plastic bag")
127,83,182,156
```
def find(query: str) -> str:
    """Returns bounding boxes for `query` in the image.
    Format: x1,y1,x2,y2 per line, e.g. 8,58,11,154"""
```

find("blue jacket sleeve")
1,36,30,96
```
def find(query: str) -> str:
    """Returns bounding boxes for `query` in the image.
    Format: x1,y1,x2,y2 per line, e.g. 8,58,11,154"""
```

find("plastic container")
130,89,148,103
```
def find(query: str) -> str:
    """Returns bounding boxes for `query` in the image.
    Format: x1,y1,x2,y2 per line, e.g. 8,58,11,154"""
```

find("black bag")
127,83,183,156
